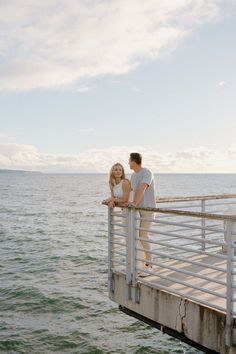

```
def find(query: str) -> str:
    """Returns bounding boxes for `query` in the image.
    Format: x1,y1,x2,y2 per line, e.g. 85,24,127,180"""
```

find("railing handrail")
133,206,236,221
114,202,236,221
156,193,236,203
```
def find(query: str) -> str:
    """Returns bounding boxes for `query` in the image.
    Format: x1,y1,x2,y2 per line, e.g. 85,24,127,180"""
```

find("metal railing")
107,194,236,346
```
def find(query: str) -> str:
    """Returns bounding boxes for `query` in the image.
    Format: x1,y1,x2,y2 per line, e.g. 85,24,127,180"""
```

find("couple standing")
103,152,156,270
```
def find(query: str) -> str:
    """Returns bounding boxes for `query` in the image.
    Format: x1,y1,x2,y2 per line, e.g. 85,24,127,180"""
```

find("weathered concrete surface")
110,272,236,354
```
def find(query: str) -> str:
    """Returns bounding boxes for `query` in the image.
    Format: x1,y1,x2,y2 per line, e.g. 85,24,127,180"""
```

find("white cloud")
218,81,227,86
0,0,226,91
0,132,21,141
76,86,94,93
1,143,236,173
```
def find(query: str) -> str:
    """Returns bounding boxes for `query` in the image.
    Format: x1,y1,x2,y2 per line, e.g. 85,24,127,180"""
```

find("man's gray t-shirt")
131,168,156,208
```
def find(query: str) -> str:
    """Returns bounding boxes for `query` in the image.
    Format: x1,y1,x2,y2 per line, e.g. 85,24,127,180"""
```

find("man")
128,152,156,270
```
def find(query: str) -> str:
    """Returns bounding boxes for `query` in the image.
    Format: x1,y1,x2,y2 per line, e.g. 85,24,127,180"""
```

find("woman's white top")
113,180,124,198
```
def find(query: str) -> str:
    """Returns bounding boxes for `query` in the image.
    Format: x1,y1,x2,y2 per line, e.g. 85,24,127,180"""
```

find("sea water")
1,173,236,354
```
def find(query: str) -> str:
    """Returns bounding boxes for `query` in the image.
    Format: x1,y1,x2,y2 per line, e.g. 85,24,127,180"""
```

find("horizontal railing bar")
155,226,220,235
111,254,126,261
111,222,127,228
135,266,227,299
111,230,127,238
136,240,227,260
163,204,201,210
167,230,222,239
112,248,126,254
115,206,236,220
111,231,127,237
205,244,222,250
112,250,126,257
152,238,204,247
156,194,236,203
206,201,236,207
111,240,126,247
137,249,227,273
137,228,225,247
135,257,227,286
204,224,223,231
152,218,204,224
112,258,126,263
152,242,201,252
138,278,226,313
140,228,223,241
137,218,224,234
134,206,236,221
111,260,126,267
207,209,226,214
151,236,195,244
154,221,223,234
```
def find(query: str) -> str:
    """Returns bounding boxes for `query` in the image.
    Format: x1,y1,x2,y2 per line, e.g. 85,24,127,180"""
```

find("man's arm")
130,183,148,206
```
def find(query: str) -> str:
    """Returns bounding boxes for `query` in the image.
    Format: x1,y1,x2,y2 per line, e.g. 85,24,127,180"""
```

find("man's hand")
127,201,137,207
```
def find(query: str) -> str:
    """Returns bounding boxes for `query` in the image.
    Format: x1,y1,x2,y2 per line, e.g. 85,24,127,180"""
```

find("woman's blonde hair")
109,163,125,191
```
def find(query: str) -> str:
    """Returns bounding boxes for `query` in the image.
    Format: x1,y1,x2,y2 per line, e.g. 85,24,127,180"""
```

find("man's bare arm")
130,183,148,206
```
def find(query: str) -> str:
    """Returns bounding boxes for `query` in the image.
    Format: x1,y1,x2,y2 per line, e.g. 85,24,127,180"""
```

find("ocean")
1,173,236,354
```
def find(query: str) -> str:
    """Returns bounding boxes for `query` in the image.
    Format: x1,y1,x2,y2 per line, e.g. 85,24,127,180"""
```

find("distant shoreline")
0,169,42,174
0,169,236,175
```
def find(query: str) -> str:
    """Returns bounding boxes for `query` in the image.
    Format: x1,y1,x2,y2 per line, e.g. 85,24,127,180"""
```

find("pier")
107,195,236,354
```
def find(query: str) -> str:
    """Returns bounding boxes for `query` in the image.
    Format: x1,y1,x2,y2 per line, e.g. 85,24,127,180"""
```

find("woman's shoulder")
122,178,131,187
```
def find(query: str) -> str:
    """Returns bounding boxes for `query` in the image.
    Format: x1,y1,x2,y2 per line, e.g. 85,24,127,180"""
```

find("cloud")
1,143,236,173
0,0,226,91
0,132,22,141
218,81,227,86
76,86,94,93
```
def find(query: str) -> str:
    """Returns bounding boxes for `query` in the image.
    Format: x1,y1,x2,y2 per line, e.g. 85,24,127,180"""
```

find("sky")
0,0,236,173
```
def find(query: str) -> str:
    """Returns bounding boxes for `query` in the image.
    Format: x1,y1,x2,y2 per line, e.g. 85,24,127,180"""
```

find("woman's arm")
113,180,131,205
101,188,115,205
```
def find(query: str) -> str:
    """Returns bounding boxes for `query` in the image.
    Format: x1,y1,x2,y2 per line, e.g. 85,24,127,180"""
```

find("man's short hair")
130,152,142,165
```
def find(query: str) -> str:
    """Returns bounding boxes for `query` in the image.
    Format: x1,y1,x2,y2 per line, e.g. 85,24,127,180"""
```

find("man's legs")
138,210,155,265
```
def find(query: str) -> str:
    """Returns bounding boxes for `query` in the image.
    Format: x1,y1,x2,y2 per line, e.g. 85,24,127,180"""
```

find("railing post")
130,208,139,303
126,208,132,300
225,220,234,347
108,208,114,294
201,199,206,251
126,207,138,302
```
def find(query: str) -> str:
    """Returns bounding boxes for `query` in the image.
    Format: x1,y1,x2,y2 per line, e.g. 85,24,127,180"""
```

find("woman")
102,162,146,275
102,163,131,207
102,163,148,276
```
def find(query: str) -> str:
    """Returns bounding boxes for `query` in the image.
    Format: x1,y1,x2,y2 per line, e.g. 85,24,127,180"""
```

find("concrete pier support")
110,272,236,354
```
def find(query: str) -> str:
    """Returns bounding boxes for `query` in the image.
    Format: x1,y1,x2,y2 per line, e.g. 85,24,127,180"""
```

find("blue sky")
0,0,236,172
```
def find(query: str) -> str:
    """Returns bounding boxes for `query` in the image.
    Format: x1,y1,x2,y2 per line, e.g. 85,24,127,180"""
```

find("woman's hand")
102,197,115,205
101,198,115,208
107,201,115,208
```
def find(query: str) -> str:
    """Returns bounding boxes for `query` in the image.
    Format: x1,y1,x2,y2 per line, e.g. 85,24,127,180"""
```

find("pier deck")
107,195,236,354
